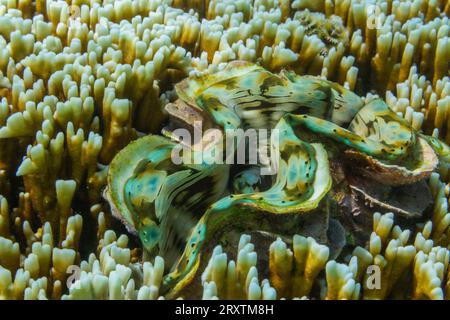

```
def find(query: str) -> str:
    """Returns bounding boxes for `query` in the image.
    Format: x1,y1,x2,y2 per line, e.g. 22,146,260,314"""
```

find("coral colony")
0,0,448,301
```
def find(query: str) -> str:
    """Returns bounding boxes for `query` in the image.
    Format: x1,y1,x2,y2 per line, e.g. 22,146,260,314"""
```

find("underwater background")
0,0,449,300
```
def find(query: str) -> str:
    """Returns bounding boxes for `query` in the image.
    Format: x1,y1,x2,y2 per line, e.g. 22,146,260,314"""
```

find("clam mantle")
106,61,444,298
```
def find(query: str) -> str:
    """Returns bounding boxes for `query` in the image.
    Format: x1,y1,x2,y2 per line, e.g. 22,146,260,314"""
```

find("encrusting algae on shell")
0,0,449,300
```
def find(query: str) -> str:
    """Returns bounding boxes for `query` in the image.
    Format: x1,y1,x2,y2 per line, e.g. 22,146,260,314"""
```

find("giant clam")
105,61,445,298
